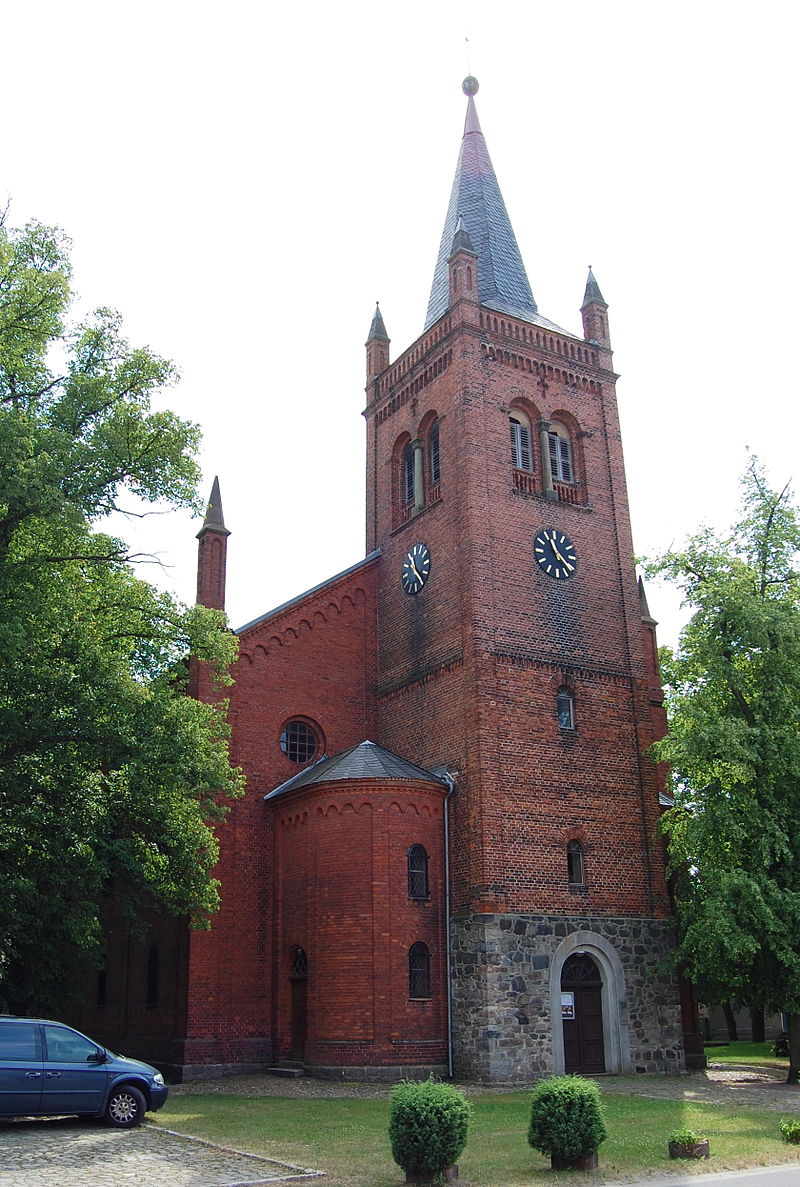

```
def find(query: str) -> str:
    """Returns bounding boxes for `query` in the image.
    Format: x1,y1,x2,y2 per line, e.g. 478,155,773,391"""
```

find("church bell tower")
363,78,684,1080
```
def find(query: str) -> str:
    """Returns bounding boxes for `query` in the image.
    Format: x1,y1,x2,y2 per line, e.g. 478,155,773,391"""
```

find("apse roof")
425,78,571,337
264,739,449,800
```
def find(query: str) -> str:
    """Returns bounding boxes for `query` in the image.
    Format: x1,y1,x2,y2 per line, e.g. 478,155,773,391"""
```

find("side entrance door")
561,953,605,1074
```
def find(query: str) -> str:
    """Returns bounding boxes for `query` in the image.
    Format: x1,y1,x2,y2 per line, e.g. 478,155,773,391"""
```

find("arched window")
407,844,429,899
557,686,575,730
146,944,159,1007
510,413,533,471
429,421,441,486
289,946,308,980
403,442,415,505
548,423,574,483
567,840,585,887
409,942,431,999
280,719,320,764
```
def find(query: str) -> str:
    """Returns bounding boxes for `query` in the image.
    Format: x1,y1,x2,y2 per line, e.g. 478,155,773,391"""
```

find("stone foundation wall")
451,912,684,1082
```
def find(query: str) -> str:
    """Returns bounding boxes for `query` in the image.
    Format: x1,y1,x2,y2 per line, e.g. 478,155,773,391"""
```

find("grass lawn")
155,1088,800,1186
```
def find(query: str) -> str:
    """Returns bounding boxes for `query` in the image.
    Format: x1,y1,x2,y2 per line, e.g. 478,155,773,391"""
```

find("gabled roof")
265,739,449,800
235,550,380,636
425,78,571,337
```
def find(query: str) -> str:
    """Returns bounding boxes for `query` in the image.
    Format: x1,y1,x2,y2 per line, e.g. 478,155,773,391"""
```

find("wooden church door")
561,953,605,1074
289,947,308,1060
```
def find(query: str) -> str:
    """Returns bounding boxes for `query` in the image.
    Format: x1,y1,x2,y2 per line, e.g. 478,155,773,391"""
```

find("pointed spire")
582,266,607,309
425,77,538,330
366,301,390,343
197,476,230,539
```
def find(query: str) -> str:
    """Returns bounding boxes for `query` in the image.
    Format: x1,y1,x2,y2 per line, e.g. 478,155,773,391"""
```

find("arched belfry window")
567,840,585,887
407,844,429,899
510,412,533,471
403,442,415,505
409,942,431,999
548,423,574,483
429,421,441,486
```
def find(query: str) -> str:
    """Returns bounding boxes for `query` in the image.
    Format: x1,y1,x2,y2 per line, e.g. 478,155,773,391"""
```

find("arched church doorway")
289,946,308,1060
561,952,605,1074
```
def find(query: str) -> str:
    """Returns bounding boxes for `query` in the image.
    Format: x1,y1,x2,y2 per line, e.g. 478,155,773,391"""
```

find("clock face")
534,528,578,580
401,542,431,595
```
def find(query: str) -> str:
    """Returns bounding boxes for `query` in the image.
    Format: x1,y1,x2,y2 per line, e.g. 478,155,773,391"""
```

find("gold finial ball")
462,76,479,96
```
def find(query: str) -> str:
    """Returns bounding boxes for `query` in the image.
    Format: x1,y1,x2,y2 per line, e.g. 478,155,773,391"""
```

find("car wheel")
104,1084,146,1128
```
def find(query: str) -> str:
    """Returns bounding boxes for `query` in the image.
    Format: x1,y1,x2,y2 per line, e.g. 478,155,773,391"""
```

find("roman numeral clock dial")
401,542,431,595
534,529,578,580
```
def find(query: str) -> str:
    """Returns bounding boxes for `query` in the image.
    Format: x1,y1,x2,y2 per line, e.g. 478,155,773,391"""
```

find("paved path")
0,1115,322,1187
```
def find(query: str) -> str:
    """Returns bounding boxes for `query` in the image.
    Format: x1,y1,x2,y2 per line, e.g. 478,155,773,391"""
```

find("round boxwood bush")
389,1078,472,1178
528,1075,607,1163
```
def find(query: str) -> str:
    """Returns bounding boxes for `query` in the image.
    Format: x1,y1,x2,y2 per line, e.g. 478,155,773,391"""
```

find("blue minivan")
0,1016,168,1127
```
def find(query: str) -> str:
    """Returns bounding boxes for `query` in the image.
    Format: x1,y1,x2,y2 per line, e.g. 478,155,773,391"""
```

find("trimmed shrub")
389,1079,472,1178
528,1075,607,1163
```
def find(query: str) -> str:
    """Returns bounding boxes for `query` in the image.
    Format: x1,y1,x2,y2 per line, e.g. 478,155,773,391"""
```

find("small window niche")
557,686,575,731
567,840,585,888
407,844,430,900
408,942,431,999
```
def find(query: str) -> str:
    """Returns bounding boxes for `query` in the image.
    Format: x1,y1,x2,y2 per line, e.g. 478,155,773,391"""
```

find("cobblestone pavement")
1,1062,797,1187
0,1115,322,1187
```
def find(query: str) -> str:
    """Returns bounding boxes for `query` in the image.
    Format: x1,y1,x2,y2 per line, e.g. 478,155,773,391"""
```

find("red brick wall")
272,781,447,1067
182,560,383,1064
365,304,671,923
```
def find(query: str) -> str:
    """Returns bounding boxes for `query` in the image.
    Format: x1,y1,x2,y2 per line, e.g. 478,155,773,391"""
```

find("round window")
279,719,319,764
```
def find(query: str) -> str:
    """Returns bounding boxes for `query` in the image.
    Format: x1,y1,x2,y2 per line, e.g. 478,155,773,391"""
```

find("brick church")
73,78,700,1081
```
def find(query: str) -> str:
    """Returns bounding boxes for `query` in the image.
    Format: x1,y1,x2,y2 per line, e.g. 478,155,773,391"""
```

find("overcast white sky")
4,0,798,646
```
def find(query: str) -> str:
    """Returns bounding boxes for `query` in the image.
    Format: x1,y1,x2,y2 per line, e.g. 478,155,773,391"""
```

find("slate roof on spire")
197,476,230,538
367,302,390,343
264,739,449,800
582,266,606,307
425,80,570,335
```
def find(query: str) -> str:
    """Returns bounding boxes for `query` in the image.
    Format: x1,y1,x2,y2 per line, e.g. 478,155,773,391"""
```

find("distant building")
72,79,702,1081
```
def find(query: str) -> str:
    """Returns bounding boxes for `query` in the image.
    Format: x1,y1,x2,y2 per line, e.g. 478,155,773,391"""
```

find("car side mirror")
87,1048,107,1064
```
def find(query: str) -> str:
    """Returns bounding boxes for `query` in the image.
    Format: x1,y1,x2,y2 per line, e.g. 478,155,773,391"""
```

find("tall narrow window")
429,421,441,485
146,944,159,1007
409,942,431,999
403,442,415,504
567,840,585,887
407,844,429,899
548,426,573,482
510,414,533,471
557,687,575,730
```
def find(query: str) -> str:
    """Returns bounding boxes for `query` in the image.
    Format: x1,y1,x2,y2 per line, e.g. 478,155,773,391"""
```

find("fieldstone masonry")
451,913,684,1082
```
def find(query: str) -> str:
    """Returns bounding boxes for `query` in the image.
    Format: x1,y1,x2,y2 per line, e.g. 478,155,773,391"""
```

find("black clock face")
534,529,578,580
401,542,431,595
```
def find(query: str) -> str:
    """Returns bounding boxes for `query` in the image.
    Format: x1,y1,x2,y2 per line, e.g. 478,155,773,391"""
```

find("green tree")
649,460,800,1081
0,214,242,1011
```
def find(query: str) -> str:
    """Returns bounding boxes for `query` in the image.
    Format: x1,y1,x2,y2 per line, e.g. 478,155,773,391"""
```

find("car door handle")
45,1071,61,1078
25,1071,42,1078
